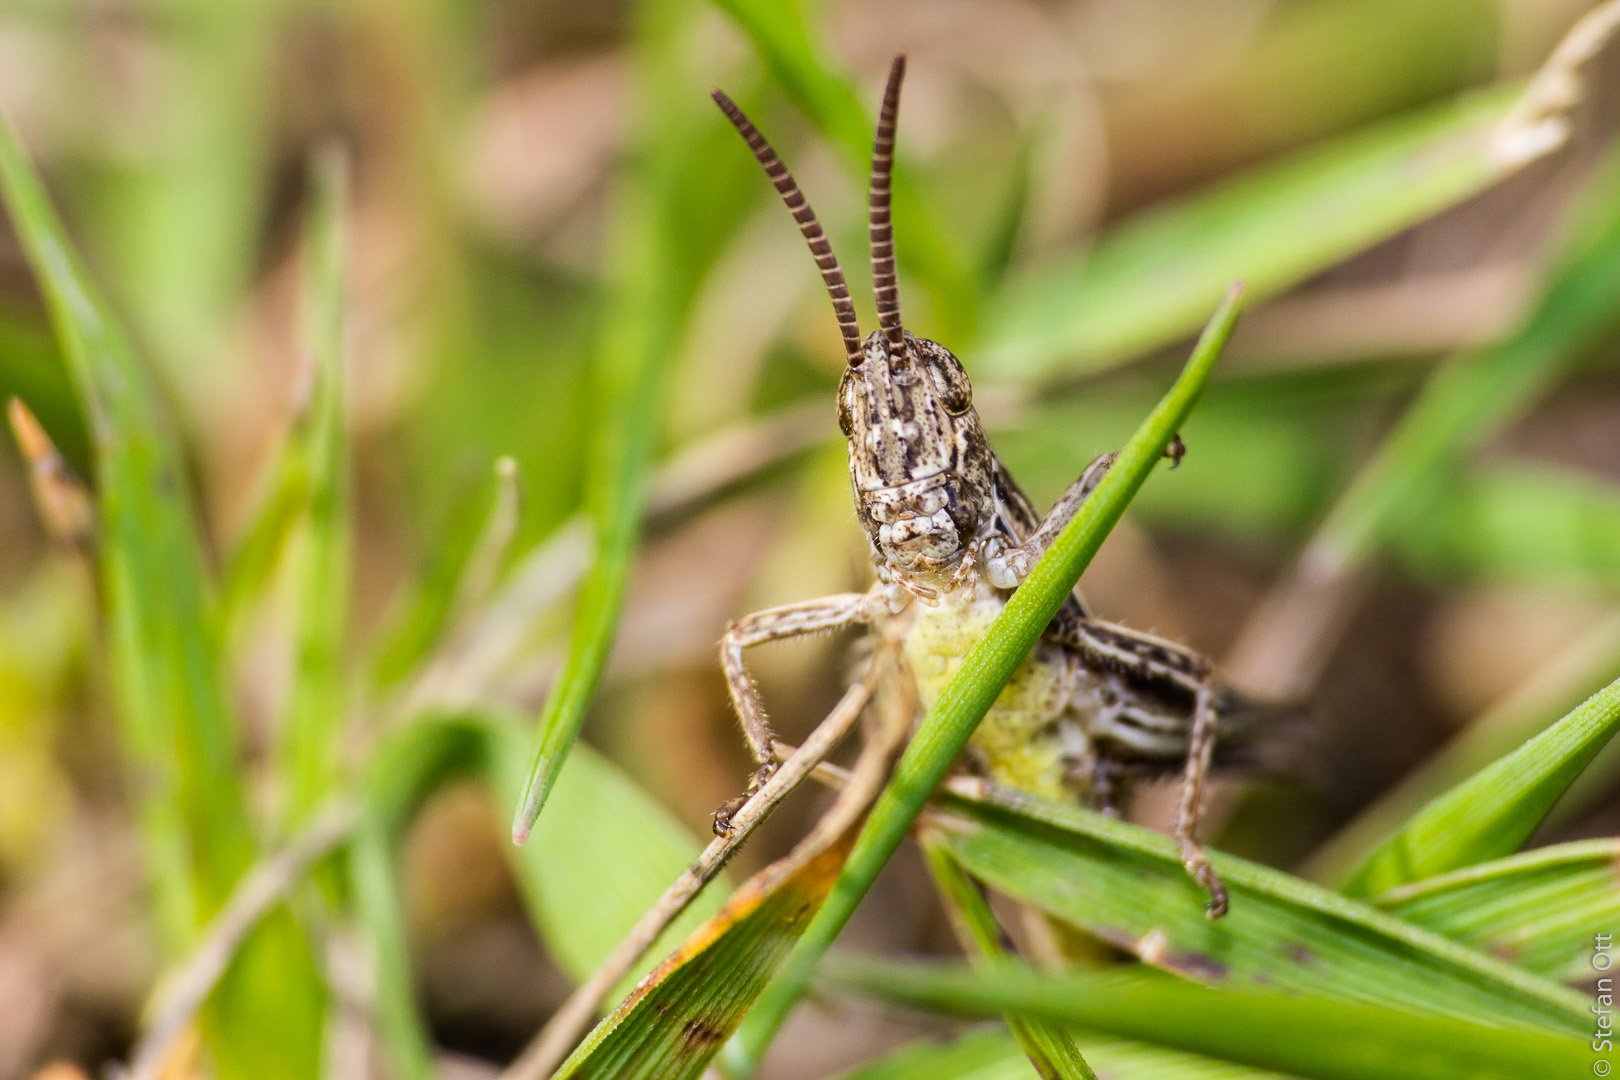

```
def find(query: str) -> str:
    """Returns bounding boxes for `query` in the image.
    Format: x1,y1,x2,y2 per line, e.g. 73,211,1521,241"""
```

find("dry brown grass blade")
7,397,95,552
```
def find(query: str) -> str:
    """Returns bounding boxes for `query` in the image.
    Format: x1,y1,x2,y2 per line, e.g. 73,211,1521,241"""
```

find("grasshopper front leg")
1052,615,1230,918
983,452,1115,589
983,437,1185,590
715,589,891,834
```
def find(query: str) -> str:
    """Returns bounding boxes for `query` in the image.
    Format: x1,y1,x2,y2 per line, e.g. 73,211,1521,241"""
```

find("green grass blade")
367,458,525,692
997,379,1347,543
351,717,489,1080
926,781,1585,1033
1374,839,1620,981
712,0,976,337
921,840,1097,1080
0,307,83,468
723,288,1243,1076
979,83,1555,380
834,1027,1298,1080
349,823,432,1080
510,0,757,844
1342,676,1620,895
283,149,351,825
0,113,324,1079
355,710,727,1076
220,431,310,631
482,711,730,996
827,959,1586,1080
1303,612,1620,884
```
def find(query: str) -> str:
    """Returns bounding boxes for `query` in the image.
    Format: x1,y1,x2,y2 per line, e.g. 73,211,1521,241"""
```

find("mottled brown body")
710,56,1234,916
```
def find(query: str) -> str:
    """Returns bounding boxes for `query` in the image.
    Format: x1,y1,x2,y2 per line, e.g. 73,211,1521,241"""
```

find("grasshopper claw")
712,763,777,837
1180,837,1229,919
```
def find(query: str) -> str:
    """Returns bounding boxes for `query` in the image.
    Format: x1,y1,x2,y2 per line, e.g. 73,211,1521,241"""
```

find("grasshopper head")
838,330,994,577
716,53,995,587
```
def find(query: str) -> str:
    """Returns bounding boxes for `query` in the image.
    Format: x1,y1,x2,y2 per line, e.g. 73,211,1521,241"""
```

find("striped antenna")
869,53,907,361
711,88,866,368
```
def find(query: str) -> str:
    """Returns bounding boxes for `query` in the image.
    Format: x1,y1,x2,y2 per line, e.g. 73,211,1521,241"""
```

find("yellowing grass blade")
551,813,859,1080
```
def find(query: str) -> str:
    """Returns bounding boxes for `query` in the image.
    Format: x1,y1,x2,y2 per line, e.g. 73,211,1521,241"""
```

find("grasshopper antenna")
711,88,866,368
870,52,907,363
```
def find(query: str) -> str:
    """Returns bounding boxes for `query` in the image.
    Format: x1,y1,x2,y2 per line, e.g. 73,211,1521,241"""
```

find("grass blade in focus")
1374,838,1620,981
550,810,862,1080
921,839,1097,1080
926,780,1586,1033
1342,676,1620,895
723,288,1243,1076
1303,613,1620,884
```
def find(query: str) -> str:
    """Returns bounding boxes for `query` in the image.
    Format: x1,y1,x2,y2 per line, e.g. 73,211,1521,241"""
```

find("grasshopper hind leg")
1052,616,1231,918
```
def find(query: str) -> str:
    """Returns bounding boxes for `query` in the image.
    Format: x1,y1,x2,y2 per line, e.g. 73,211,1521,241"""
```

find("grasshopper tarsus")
712,763,777,837
1181,837,1230,919
1165,433,1187,469
711,796,743,838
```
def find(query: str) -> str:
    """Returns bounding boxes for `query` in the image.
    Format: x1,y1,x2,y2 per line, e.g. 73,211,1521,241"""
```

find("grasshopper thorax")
839,330,996,586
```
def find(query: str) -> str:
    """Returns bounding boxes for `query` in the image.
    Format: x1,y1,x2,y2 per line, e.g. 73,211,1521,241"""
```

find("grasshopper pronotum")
711,52,1249,918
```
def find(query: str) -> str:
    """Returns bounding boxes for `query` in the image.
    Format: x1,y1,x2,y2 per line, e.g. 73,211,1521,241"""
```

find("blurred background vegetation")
4,0,1620,1077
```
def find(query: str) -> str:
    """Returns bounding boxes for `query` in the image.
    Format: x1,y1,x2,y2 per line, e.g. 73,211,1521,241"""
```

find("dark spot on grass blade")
1090,927,1140,954
681,1017,722,1047
1163,950,1231,981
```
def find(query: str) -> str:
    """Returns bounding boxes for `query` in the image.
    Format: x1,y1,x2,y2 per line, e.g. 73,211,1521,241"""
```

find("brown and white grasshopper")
711,54,1243,917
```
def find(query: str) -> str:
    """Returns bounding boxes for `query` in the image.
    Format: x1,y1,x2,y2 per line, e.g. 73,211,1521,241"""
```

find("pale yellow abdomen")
901,590,1076,799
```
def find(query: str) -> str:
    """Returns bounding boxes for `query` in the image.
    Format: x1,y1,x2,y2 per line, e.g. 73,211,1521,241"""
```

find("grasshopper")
711,53,1239,917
